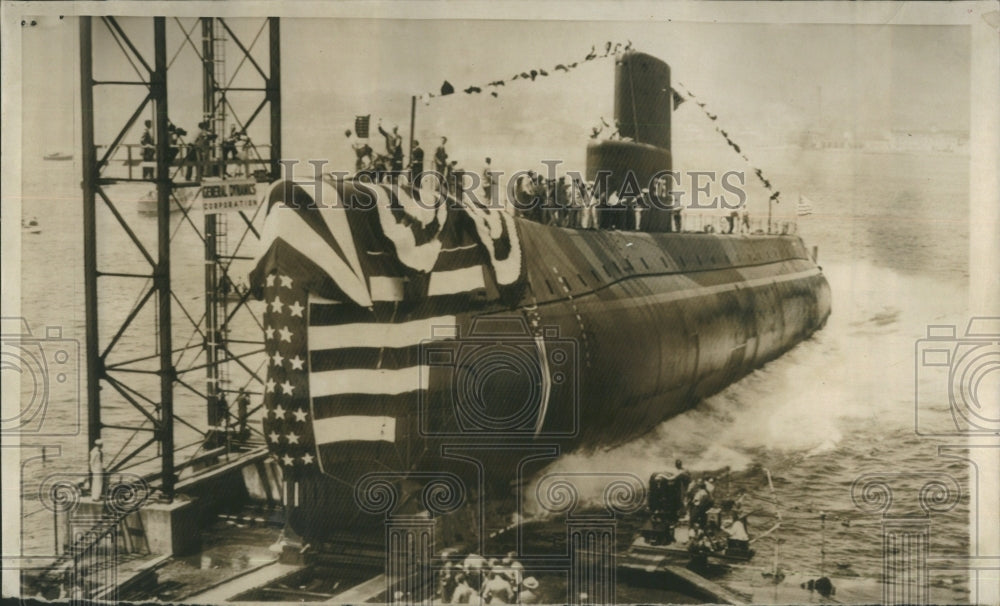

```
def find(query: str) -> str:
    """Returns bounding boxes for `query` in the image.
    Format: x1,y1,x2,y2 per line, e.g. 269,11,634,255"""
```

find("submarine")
250,51,831,540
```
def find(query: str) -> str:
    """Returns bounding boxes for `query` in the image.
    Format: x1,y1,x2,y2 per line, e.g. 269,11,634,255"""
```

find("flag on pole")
354,115,371,138
797,194,815,216
671,89,686,110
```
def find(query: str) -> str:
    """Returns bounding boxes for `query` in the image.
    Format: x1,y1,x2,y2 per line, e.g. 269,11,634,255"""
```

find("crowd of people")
343,120,763,237
433,551,541,604
138,119,255,180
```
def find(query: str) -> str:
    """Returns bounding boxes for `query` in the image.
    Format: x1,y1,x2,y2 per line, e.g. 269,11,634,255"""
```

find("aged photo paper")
2,2,998,605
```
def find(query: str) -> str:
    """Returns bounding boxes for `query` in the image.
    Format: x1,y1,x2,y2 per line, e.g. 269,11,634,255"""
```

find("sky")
15,16,970,177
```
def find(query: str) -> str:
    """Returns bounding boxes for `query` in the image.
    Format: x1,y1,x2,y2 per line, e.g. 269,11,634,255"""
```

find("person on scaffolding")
185,121,215,181
221,124,245,175
140,119,155,179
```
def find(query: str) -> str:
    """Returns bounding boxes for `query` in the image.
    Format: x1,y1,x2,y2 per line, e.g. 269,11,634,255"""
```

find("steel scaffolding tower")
79,16,281,500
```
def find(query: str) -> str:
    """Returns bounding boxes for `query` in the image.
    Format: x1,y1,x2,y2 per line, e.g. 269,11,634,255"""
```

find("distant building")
890,129,968,153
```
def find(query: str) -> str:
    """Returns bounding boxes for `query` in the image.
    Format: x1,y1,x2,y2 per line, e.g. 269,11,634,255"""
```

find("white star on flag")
266,274,276,287
280,274,294,288
278,326,293,342
301,453,314,465
264,326,275,340
273,404,286,419
293,408,308,422
282,454,295,466
271,351,284,367
288,300,304,317
268,431,281,443
287,432,300,444
289,355,304,370
265,378,276,393
279,380,295,395
270,296,284,314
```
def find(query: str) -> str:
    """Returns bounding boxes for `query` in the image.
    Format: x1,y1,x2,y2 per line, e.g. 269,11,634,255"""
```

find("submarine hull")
253,191,830,540
252,50,830,540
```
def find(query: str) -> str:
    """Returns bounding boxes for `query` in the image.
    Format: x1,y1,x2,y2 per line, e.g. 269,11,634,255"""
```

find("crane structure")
79,16,281,499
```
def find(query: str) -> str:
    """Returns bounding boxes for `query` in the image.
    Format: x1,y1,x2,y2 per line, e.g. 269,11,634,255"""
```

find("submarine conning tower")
586,51,675,232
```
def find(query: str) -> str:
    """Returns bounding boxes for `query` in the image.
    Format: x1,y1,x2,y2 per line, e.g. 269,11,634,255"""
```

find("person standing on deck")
482,157,495,204
378,121,404,174
409,140,425,187
346,130,373,172
435,137,449,177
688,480,712,530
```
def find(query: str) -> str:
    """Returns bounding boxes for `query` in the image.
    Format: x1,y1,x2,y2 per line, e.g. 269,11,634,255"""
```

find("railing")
93,143,273,183
509,206,799,236
677,212,798,236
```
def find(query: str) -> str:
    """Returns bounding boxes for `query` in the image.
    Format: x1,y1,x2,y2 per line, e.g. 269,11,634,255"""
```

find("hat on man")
522,577,539,590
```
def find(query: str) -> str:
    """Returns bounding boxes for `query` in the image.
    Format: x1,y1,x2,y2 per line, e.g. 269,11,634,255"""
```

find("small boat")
22,217,41,234
618,469,757,574
137,187,194,215
221,278,251,303
43,152,73,161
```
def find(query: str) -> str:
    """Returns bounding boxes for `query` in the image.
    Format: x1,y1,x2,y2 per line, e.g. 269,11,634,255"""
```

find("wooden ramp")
618,547,748,605
660,563,748,605
183,561,301,603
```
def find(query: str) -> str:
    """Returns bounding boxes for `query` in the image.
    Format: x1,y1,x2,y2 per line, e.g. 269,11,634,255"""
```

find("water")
534,148,972,602
13,148,972,602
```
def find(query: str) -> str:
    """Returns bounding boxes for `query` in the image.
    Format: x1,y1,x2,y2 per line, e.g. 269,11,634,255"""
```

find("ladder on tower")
211,23,227,153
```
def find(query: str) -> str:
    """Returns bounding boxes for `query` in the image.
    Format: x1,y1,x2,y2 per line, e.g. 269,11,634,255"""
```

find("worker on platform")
185,121,215,181
140,119,155,179
674,459,691,496
222,125,245,176
89,439,105,501
688,479,713,530
167,123,185,165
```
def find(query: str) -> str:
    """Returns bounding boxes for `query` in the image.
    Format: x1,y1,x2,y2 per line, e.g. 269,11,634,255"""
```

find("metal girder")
79,17,281,501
